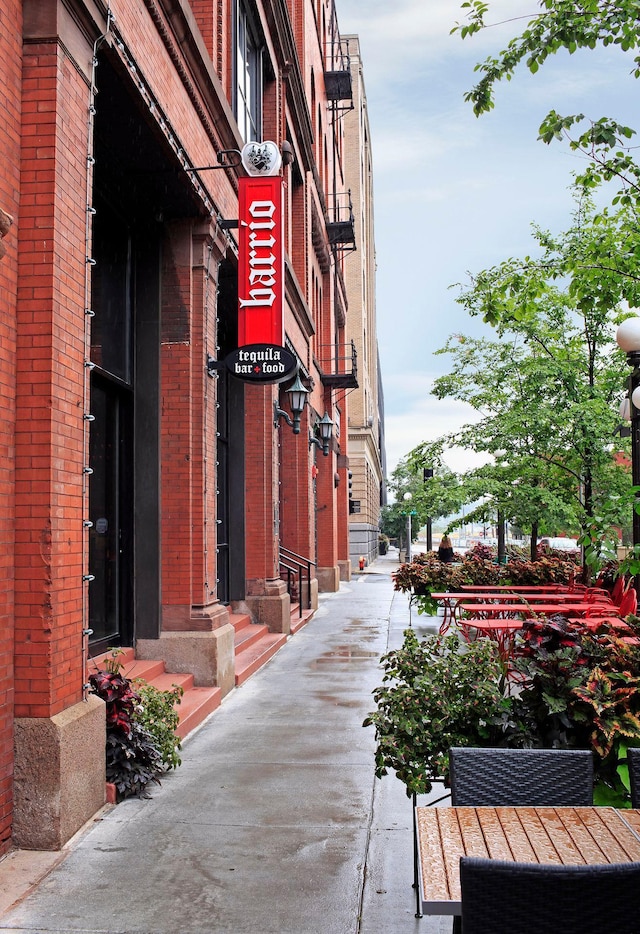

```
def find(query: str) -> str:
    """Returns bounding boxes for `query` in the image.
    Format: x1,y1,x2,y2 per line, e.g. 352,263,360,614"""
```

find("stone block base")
13,695,106,850
338,560,351,582
136,625,236,696
244,591,291,634
317,565,340,593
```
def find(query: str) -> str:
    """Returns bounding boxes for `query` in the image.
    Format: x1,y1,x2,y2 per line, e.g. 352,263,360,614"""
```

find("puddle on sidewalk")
310,644,380,666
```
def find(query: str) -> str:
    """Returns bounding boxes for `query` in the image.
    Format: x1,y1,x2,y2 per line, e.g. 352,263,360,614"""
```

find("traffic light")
423,468,433,481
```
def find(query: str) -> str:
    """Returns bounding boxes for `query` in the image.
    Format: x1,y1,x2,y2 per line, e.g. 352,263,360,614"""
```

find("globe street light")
615,316,640,550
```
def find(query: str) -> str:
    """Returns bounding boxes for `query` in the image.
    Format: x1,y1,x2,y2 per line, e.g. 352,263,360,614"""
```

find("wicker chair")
449,747,593,807
459,856,640,934
628,747,640,808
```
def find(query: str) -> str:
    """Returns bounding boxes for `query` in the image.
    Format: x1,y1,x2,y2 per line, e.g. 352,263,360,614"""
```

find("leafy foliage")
135,681,183,771
365,613,640,806
363,630,507,796
393,547,578,606
509,615,640,804
89,650,183,799
454,1,640,207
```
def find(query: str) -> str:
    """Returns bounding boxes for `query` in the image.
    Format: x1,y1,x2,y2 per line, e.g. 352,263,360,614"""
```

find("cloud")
335,0,639,491
382,371,489,474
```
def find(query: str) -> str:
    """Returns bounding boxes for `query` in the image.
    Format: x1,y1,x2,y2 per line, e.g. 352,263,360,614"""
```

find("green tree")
408,199,632,568
454,1,640,207
382,450,465,550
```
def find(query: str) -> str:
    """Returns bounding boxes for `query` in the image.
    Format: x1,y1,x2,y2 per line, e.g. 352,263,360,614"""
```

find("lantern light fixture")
273,373,309,435
309,411,334,457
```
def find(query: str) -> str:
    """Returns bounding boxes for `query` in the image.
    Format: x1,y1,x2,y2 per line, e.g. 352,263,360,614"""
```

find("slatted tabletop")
416,806,640,917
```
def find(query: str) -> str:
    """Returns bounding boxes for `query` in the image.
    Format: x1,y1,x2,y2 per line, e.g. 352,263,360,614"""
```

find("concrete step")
290,605,314,635
228,611,288,685
233,630,287,686
87,647,221,739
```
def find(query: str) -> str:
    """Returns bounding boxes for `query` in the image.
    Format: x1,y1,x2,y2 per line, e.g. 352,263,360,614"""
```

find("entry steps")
87,647,221,740
88,604,314,739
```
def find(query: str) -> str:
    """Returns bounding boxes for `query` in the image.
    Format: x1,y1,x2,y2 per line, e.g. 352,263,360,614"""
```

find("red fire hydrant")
359,556,365,571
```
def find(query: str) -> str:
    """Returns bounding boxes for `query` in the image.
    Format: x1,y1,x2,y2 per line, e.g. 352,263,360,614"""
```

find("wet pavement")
0,552,452,933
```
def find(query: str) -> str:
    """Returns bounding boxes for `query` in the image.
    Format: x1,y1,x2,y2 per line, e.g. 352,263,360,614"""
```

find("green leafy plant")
363,629,508,796
364,615,640,807
89,648,183,799
393,548,577,605
134,681,183,771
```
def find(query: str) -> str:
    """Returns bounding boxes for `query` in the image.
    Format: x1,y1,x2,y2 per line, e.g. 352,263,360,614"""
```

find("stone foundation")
136,625,236,697
13,695,106,850
317,565,340,593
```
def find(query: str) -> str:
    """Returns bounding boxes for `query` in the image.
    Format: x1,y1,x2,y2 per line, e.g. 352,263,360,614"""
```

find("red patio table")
457,617,524,663
457,601,600,619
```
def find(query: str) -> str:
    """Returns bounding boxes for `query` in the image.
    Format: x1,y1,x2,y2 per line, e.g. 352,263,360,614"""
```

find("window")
236,1,263,142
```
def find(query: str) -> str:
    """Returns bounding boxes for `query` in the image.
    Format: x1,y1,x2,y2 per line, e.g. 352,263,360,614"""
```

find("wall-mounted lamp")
274,373,309,435
309,411,334,457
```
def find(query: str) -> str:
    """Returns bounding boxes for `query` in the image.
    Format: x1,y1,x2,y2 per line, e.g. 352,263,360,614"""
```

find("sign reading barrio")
225,344,297,383
238,175,284,347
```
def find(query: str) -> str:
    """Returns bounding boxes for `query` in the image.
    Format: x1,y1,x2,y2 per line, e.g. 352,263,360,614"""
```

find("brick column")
244,382,290,632
279,397,318,610
315,410,340,593
0,0,21,857
13,22,105,850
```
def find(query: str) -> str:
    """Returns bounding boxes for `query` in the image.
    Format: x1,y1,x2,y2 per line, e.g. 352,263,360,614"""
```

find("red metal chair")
611,576,630,607
618,587,637,618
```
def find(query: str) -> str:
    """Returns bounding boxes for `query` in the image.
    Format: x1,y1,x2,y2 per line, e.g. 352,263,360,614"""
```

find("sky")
335,0,640,476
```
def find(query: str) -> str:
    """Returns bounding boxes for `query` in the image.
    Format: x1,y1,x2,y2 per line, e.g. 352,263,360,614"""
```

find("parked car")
539,537,581,552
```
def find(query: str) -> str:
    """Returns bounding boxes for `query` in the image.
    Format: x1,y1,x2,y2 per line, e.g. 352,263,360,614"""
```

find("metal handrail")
279,547,315,617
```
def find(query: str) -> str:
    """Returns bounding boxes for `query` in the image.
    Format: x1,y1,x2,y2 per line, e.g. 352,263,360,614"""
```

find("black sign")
225,344,298,383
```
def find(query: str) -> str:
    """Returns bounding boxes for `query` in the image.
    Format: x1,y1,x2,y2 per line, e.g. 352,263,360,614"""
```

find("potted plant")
89,649,184,800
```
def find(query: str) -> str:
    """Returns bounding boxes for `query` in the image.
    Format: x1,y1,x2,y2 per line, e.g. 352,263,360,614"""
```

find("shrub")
363,629,508,796
505,615,640,805
135,681,183,771
364,617,640,806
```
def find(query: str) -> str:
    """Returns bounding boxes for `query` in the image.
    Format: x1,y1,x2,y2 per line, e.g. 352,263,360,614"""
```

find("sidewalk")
0,554,450,934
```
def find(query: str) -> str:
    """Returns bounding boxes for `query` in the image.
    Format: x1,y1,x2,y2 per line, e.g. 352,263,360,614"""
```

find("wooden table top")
416,806,640,917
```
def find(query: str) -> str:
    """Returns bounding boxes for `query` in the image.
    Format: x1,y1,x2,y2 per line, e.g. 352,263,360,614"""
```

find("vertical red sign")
238,175,284,346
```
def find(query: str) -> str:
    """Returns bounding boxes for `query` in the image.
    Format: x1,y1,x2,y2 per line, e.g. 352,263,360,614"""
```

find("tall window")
236,1,262,142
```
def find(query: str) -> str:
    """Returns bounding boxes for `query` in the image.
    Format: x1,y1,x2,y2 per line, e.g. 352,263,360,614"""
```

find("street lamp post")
403,492,412,562
615,317,640,551
423,468,433,552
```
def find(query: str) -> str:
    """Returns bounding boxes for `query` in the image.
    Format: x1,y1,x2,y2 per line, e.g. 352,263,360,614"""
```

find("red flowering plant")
506,615,640,805
392,549,578,616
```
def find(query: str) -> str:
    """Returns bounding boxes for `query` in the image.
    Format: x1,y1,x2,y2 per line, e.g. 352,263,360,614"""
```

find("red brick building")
0,0,359,852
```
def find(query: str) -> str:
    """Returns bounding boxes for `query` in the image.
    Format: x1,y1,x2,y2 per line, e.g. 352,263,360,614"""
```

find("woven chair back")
449,747,593,807
460,857,640,934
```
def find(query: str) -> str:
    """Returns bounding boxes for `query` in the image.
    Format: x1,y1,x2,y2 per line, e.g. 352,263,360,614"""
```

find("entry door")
88,376,133,652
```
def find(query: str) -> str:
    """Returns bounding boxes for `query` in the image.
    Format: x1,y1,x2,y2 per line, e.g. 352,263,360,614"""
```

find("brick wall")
15,40,89,719
0,0,21,858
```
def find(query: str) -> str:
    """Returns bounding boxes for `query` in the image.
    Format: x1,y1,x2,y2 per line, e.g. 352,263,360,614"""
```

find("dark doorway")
217,259,245,603
88,375,134,651
88,51,201,651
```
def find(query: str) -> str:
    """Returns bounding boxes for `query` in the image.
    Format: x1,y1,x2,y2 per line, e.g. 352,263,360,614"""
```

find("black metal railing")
318,339,358,389
279,546,315,618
